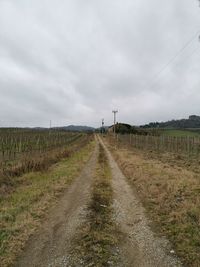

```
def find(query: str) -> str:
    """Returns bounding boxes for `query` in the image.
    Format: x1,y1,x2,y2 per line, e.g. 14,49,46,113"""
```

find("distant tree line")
141,115,200,129
115,123,148,135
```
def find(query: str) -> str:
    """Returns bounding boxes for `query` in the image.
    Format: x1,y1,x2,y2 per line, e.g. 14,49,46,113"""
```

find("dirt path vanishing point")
14,144,98,267
99,137,182,267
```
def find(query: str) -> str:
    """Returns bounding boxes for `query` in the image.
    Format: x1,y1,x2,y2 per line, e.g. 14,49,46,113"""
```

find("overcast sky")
0,0,200,127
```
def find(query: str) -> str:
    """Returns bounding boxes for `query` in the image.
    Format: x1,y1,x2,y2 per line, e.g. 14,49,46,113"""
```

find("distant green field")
160,129,200,137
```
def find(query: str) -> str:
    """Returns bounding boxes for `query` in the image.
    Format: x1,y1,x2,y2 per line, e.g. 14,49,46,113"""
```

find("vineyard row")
115,134,200,156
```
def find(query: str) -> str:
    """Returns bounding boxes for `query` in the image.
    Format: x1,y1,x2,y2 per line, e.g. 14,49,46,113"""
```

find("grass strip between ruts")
70,144,121,267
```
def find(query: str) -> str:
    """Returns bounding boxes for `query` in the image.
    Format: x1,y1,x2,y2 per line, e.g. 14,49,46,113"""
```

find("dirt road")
14,138,182,267
14,144,98,267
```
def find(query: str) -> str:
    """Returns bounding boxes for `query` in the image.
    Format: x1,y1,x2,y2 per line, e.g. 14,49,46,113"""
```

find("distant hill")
141,115,200,129
59,125,95,132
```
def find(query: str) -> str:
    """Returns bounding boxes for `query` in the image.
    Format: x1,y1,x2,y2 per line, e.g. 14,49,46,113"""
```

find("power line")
145,48,199,94
154,31,199,79
144,30,200,89
149,45,200,92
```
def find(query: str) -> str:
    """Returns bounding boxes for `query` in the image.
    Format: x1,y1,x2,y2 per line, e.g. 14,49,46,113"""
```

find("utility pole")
101,118,104,134
49,120,52,135
112,110,118,138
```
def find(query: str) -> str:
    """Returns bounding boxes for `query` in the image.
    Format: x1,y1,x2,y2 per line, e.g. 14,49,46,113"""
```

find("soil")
13,137,183,267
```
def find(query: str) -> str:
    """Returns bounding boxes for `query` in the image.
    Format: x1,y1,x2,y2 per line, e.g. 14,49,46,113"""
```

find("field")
0,129,94,266
1,130,200,266
160,129,200,137
106,133,200,266
117,132,200,159
0,129,85,178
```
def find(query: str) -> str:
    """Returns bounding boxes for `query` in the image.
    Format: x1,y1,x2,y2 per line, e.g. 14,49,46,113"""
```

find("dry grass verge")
106,137,200,267
70,144,121,267
0,140,95,267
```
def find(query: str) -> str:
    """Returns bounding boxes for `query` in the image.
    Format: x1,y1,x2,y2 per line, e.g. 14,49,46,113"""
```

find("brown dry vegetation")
0,138,95,267
106,136,200,267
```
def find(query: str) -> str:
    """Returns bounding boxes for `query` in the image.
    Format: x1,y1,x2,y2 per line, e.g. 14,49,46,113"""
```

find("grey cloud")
0,0,200,127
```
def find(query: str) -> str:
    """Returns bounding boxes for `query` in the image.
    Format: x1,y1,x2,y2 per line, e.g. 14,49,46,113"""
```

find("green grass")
160,129,200,137
0,140,95,267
